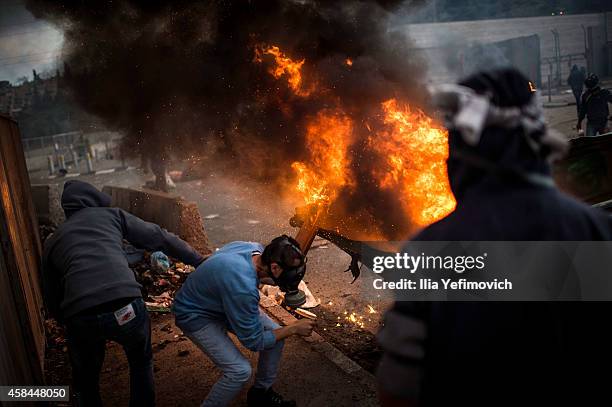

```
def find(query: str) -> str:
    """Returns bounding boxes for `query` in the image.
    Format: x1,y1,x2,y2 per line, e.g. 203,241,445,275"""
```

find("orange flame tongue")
254,44,310,96
292,99,455,237
291,110,353,205
374,99,456,227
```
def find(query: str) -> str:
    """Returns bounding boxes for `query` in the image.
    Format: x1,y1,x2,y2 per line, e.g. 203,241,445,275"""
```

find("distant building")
0,69,62,116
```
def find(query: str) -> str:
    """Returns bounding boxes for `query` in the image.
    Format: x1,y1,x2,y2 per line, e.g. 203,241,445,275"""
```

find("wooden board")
0,114,44,385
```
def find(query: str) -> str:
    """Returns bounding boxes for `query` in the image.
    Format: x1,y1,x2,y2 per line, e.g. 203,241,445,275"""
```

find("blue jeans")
184,311,284,407
65,298,154,407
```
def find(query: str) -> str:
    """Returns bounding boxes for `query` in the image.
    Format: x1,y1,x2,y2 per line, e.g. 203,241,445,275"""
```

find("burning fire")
373,99,456,226
291,110,353,205
254,44,311,96
255,44,456,237
291,99,456,233
336,305,377,329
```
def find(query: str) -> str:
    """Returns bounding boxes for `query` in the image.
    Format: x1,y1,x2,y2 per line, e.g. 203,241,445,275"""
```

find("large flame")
254,44,311,96
291,110,353,205
255,44,456,237
373,99,456,226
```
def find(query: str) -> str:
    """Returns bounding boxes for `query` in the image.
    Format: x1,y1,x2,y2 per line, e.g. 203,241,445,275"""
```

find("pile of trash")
130,250,195,312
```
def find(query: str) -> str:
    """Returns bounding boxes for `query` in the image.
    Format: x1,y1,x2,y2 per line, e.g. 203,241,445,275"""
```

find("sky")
0,0,63,83
0,0,610,84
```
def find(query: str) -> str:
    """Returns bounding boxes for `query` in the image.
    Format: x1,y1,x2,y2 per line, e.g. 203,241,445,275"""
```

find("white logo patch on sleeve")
114,303,136,326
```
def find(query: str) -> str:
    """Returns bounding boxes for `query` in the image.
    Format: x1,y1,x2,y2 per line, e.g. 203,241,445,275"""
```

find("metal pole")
86,152,94,174
548,75,552,103
69,144,79,170
557,33,562,86
58,154,66,171
581,24,590,73
47,155,55,175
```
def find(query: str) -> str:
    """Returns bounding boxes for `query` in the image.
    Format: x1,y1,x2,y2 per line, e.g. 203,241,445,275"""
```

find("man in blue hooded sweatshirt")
43,180,204,407
173,235,315,407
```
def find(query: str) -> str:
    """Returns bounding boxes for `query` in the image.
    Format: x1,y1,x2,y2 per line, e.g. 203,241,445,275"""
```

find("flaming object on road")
256,44,455,244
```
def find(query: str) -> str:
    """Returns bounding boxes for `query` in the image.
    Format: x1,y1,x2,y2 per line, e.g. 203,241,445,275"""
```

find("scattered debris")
155,339,170,350
247,219,261,224
260,280,321,309
45,318,67,348
295,308,317,320
132,251,195,309
204,214,220,219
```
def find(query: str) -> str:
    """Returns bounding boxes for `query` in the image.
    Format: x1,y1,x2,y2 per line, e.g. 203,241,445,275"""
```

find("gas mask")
264,236,307,307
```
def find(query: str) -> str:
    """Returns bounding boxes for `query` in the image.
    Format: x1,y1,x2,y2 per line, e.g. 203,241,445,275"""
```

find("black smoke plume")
26,0,430,239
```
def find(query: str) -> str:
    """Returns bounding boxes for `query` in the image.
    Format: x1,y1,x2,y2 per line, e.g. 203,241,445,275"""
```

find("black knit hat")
459,67,534,108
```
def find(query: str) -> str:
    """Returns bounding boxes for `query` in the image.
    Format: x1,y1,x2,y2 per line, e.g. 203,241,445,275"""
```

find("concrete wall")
400,13,605,83
102,186,212,257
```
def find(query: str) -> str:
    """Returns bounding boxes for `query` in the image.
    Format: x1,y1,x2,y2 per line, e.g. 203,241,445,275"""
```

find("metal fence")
21,131,82,154
541,52,588,89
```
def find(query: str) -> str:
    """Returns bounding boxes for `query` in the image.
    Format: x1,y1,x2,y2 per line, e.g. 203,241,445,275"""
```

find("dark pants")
65,298,154,407
571,87,582,114
586,122,608,137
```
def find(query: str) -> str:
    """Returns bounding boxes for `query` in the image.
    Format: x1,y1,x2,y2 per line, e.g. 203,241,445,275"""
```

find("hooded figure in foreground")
376,68,612,406
43,180,204,407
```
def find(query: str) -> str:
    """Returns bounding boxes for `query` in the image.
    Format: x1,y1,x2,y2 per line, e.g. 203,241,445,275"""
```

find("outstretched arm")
119,209,204,266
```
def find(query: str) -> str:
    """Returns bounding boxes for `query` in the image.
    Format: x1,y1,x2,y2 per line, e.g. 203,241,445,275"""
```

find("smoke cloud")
26,0,431,239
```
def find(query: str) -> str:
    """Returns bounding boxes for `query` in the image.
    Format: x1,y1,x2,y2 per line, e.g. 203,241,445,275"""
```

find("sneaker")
247,387,296,407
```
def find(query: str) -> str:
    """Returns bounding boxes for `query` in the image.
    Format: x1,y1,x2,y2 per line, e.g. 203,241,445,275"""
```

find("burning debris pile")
27,0,454,241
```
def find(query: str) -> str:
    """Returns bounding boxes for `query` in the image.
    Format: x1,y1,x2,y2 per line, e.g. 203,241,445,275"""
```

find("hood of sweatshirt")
61,180,111,218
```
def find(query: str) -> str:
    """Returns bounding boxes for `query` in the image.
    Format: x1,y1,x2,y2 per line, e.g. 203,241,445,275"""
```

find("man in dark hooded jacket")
43,180,204,407
376,69,612,406
577,73,612,137
567,64,585,114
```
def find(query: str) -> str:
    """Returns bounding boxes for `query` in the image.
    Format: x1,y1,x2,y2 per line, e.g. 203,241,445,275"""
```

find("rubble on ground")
131,251,195,311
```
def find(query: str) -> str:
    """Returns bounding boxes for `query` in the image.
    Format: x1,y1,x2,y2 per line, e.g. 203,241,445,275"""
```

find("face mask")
269,261,306,294
265,238,307,307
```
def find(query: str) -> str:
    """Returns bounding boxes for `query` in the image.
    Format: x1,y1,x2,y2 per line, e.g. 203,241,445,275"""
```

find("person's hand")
291,319,316,337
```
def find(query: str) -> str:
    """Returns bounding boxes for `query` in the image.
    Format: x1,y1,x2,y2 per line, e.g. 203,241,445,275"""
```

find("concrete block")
102,186,212,256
